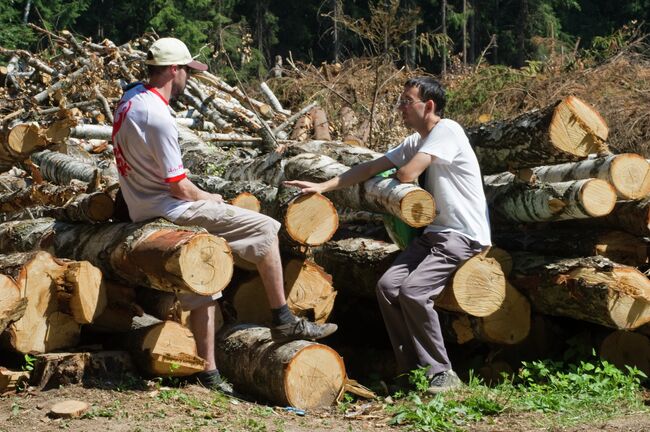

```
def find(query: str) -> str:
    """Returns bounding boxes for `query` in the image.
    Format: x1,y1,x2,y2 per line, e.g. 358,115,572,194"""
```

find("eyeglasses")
177,65,192,74
397,98,423,107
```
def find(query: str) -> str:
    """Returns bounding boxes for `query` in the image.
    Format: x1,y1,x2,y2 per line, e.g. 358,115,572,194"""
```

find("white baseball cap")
145,37,208,71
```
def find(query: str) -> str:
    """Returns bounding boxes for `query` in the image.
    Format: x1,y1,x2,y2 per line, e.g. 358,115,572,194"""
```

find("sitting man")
112,37,337,391
286,77,490,393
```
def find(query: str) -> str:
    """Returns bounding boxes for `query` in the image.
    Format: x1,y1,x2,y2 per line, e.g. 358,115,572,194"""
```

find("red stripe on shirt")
165,173,187,183
144,85,169,105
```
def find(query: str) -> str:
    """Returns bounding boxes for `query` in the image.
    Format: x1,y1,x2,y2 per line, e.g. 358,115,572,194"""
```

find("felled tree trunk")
276,185,339,246
91,281,143,333
312,238,400,299
0,218,233,296
600,330,650,376
122,320,206,376
285,153,435,227
487,154,650,200
492,228,649,267
30,351,135,390
0,251,105,353
309,106,331,140
592,197,650,237
467,96,609,174
286,140,382,167
232,259,336,325
510,253,650,330
188,174,278,214
2,192,114,223
0,274,26,334
216,324,346,409
486,179,616,223
0,180,87,213
436,248,508,317
2,123,50,164
30,150,100,185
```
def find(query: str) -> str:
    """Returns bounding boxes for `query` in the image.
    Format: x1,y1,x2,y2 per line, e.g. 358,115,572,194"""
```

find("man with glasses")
286,77,490,393
112,37,337,393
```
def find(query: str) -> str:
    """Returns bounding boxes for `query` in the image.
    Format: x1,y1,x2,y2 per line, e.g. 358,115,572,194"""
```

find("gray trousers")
376,231,483,376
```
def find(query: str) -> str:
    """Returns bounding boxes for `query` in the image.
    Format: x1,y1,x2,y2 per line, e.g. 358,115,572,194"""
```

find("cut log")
0,251,104,353
487,154,650,200
284,153,435,227
277,185,339,246
309,106,331,140
0,218,233,296
30,150,100,185
485,178,616,222
188,174,277,214
290,114,312,141
510,253,650,330
467,96,609,174
216,324,345,409
286,140,382,167
260,81,290,115
436,249,508,317
0,367,30,393
492,229,649,267
124,320,205,376
232,259,336,325
48,400,90,419
5,123,50,160
312,238,399,299
600,330,650,376
231,192,261,212
31,351,135,390
0,274,26,334
91,281,142,333
273,102,319,136
0,180,88,214
591,197,650,237
2,192,115,223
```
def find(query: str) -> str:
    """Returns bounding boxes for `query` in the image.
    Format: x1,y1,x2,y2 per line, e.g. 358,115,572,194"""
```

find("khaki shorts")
173,199,281,310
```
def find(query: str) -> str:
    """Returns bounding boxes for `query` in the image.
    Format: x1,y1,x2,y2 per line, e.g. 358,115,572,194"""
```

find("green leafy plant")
21,354,36,372
407,366,431,393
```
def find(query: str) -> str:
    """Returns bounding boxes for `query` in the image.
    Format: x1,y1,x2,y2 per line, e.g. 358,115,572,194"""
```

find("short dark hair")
404,77,446,116
146,64,169,77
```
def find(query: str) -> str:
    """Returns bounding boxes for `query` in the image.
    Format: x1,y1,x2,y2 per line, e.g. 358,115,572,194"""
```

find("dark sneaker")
270,318,338,343
427,370,462,394
194,370,234,395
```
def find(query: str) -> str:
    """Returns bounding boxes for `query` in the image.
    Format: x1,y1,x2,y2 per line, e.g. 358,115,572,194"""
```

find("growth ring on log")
580,179,617,217
550,96,608,156
400,189,435,228
173,234,233,295
609,154,650,200
284,193,339,246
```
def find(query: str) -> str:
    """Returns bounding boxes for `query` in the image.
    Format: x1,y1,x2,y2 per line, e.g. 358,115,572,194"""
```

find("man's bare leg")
256,237,286,309
189,301,217,370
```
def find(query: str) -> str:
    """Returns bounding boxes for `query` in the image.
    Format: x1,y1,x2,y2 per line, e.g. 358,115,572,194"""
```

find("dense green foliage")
0,0,648,77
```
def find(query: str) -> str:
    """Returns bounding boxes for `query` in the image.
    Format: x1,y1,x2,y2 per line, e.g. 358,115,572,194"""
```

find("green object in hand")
377,169,423,250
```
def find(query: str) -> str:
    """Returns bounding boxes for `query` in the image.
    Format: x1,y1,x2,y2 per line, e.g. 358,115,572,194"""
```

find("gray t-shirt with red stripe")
112,83,191,222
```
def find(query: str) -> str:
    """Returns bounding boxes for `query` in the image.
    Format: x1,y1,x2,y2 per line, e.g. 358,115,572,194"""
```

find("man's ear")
425,99,435,113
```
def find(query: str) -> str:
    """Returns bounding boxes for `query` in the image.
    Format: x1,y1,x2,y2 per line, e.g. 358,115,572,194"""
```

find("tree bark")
1,191,114,223
285,140,382,167
510,253,650,330
0,367,29,392
0,218,233,296
284,153,435,227
30,150,103,186
485,154,650,200
492,228,648,267
0,274,26,334
232,259,336,325
467,96,609,174
309,107,332,141
486,178,616,223
215,324,346,409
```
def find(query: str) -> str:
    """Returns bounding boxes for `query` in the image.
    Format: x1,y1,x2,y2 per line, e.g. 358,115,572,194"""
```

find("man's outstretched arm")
169,177,223,203
284,155,395,194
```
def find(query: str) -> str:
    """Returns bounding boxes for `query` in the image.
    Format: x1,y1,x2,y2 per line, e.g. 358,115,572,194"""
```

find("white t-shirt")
385,119,491,246
112,83,192,222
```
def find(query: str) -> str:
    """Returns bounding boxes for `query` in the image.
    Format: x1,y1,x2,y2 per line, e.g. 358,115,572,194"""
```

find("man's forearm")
170,177,217,202
321,156,394,193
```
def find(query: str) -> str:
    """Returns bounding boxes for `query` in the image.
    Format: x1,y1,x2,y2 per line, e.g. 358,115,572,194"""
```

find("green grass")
388,355,648,431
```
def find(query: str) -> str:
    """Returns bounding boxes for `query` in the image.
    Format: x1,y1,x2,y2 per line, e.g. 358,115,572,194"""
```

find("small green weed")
408,366,431,393
337,393,354,413
21,354,36,372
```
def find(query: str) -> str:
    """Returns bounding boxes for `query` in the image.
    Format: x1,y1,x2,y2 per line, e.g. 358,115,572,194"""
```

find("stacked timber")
475,97,650,376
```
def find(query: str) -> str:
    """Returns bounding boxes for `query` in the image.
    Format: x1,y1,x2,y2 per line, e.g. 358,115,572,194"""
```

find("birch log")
492,228,648,267
309,106,331,140
510,253,650,330
284,153,435,227
485,154,650,200
188,174,278,214
260,81,290,115
1,192,114,223
0,218,233,296
467,96,609,174
30,150,101,185
216,324,345,409
0,180,87,214
276,185,338,246
486,178,616,222
286,140,382,167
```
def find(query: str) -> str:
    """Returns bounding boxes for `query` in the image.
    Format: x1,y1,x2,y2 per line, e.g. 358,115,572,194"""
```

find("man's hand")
209,193,224,204
283,180,326,194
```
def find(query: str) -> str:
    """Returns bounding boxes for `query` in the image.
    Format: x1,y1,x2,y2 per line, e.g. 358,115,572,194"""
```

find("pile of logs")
1,28,649,406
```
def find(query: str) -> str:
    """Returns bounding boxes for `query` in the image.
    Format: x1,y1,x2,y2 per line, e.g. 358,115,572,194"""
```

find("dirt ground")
1,381,649,432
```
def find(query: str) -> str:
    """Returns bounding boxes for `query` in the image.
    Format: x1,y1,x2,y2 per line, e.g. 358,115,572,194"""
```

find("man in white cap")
112,37,337,392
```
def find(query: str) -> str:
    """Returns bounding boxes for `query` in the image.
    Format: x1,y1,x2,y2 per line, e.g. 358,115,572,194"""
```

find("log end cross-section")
579,178,617,218
399,187,436,228
549,96,609,157
284,192,339,246
609,154,650,200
